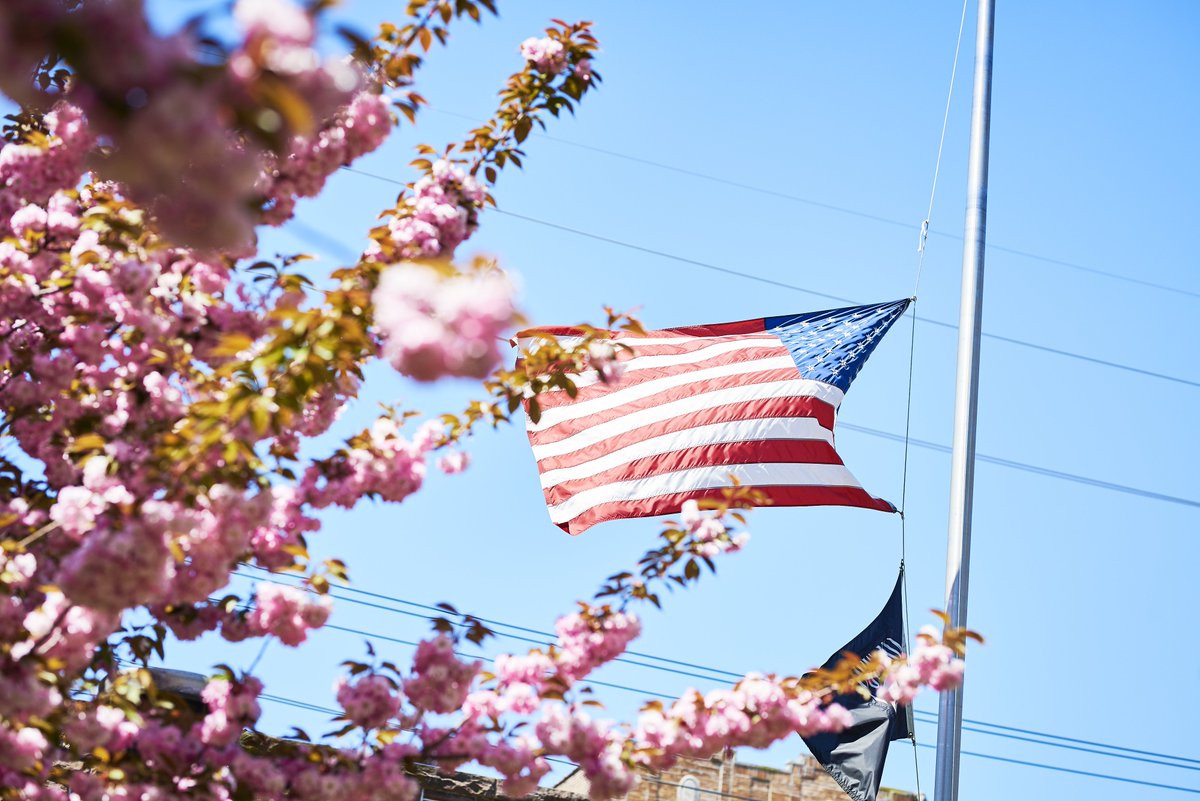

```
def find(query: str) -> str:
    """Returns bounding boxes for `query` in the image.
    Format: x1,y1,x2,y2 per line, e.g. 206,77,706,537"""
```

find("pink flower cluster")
681,500,750,557
302,417,441,508
554,609,641,684
64,705,139,754
375,160,487,260
585,340,626,384
250,582,332,647
0,0,368,250
633,680,853,767
878,626,966,705
261,91,394,225
520,37,568,75
536,705,635,799
0,103,90,233
373,262,518,381
404,635,481,714
201,675,264,746
438,451,471,474
336,673,402,730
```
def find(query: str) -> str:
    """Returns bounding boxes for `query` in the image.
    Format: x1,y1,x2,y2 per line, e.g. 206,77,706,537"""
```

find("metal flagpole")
934,0,995,799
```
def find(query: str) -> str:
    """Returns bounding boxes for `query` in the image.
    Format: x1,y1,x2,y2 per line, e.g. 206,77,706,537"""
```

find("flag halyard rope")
903,0,971,795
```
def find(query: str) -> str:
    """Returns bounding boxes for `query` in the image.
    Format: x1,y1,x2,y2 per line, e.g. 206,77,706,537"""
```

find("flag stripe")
528,355,803,431
546,462,868,524
543,439,845,506
532,401,838,473
530,384,839,458
557,485,895,535
536,338,790,404
538,417,836,487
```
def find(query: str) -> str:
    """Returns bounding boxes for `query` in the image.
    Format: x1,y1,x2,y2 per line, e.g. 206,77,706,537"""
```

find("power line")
259,690,1200,795
232,569,1200,774
920,713,1200,768
330,166,1200,392
240,564,745,681
232,569,733,685
837,421,1200,511
255,689,1200,795
488,206,1200,391
913,742,1200,795
910,713,1200,773
424,107,1200,301
319,618,675,701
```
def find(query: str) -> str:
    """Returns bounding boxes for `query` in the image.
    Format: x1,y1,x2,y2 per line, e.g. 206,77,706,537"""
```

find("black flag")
800,570,911,801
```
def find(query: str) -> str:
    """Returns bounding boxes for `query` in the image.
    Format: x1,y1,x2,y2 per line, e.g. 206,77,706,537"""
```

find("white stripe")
538,417,835,488
529,379,844,460
565,338,789,392
528,353,800,432
547,463,865,524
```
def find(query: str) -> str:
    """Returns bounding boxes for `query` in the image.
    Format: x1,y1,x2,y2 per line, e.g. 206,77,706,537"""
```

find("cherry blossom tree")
0,2,976,799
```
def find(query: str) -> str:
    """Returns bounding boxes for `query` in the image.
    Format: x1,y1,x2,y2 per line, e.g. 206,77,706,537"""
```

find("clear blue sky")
153,1,1200,797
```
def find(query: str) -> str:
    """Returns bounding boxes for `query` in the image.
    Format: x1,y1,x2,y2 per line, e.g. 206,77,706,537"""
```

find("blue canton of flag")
766,299,912,393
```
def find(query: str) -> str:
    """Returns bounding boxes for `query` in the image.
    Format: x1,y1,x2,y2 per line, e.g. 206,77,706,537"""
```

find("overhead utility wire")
485,206,1200,392
318,619,673,702
424,107,1200,301
332,167,1200,392
258,665,1200,785
125,673,1200,787
232,569,1200,772
912,742,1200,795
272,216,1200,511
238,563,744,680
910,714,1200,774
231,569,729,685
837,420,1200,510
256,691,1200,794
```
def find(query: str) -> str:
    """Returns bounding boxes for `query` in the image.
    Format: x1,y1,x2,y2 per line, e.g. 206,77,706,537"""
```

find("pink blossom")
586,340,626,383
375,159,485,260
234,0,314,44
302,416,434,509
261,91,393,225
64,705,139,753
201,675,263,746
56,520,172,613
437,451,470,474
0,724,48,773
373,263,517,382
535,705,635,799
250,583,332,646
48,486,107,538
403,635,481,714
10,203,47,235
879,627,965,704
335,673,401,729
553,609,641,684
18,591,118,673
520,37,568,75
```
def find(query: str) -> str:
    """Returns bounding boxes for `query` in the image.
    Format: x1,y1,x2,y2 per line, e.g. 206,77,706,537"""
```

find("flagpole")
934,0,995,799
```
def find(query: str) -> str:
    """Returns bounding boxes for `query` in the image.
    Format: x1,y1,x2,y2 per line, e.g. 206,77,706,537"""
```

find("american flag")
519,299,911,535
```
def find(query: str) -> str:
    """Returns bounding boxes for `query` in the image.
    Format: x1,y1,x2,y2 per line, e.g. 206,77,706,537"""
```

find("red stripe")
542,440,845,506
533,397,838,472
558,485,896,535
528,369,827,446
517,319,768,343
659,319,767,338
533,341,793,411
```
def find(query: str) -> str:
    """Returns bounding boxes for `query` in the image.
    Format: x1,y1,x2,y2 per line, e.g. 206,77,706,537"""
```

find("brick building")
555,751,919,801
